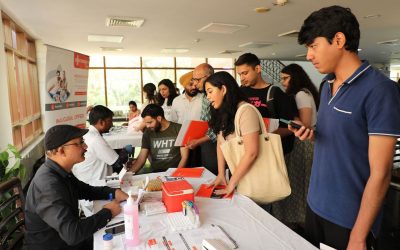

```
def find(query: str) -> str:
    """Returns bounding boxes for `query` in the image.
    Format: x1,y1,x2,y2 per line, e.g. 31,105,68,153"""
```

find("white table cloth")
103,126,143,149
93,169,317,250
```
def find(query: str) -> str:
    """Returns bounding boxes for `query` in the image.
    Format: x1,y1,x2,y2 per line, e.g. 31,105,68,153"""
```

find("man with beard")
170,71,202,124
129,104,189,173
73,105,128,215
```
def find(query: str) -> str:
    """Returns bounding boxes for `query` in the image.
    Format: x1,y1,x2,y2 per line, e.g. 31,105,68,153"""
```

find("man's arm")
347,135,397,249
177,146,189,168
35,183,113,246
129,148,149,173
186,135,210,149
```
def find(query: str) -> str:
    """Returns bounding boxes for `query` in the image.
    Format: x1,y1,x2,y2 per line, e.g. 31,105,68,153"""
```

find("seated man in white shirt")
170,71,202,124
73,105,128,215
129,104,189,174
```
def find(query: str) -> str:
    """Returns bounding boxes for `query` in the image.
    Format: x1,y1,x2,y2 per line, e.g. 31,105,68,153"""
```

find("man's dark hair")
89,105,114,125
298,5,360,53
128,100,137,107
234,53,261,68
141,104,164,119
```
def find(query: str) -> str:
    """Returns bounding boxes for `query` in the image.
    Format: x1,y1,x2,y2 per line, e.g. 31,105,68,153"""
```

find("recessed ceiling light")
278,30,299,37
161,48,189,53
272,0,288,6
239,42,273,48
254,7,270,13
198,23,248,34
218,50,242,54
100,47,124,52
363,14,381,19
377,39,399,45
88,35,124,43
295,54,307,58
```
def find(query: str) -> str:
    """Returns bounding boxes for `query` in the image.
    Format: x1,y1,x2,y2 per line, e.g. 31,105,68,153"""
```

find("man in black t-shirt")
129,104,189,173
235,53,298,154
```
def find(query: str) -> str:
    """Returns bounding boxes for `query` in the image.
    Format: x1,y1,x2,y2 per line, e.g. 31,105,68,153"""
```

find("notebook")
195,184,233,199
174,120,208,146
170,167,205,178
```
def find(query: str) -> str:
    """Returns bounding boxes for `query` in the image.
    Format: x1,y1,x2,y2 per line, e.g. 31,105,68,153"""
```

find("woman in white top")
156,79,178,121
272,63,320,229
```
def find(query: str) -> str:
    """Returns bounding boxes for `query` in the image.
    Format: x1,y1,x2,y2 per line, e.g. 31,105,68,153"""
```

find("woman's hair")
143,83,157,104
157,79,178,106
128,100,137,107
206,71,247,138
281,64,320,109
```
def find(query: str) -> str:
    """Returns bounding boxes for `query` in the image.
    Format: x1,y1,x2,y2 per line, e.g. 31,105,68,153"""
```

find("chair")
0,177,25,250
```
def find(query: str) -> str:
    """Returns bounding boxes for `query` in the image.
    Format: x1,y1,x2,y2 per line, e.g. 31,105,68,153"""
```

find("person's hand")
214,184,235,198
288,121,314,141
346,237,367,250
114,189,128,202
103,200,121,218
186,139,201,150
208,174,227,188
125,160,136,172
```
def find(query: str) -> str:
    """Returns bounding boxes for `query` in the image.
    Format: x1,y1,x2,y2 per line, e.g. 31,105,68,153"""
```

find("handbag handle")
234,103,269,140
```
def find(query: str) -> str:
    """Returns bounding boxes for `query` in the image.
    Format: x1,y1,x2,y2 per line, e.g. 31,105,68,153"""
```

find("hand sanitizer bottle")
124,191,139,246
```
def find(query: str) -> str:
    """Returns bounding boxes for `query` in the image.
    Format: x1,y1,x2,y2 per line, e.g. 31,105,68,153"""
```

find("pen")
105,220,124,228
212,224,239,249
108,193,113,201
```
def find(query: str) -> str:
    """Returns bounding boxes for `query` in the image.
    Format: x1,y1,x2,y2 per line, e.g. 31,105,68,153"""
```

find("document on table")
146,224,237,249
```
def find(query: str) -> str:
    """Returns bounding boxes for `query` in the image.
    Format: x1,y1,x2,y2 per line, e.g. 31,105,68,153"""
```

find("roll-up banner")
44,45,89,130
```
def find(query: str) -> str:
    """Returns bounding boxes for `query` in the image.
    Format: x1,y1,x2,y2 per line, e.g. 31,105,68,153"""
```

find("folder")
195,184,233,199
174,120,208,146
170,167,205,178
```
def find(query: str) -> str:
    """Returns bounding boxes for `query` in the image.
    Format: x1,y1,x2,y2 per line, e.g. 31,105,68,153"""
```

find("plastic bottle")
124,191,140,246
103,233,113,250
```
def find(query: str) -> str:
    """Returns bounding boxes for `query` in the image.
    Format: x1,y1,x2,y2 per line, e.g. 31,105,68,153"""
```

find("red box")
162,180,194,213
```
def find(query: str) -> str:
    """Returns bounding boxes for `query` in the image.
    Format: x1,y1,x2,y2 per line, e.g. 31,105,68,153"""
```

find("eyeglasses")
192,75,208,83
62,140,86,148
280,76,291,82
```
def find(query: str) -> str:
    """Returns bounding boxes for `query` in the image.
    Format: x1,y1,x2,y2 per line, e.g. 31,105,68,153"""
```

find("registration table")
103,126,143,149
93,169,316,250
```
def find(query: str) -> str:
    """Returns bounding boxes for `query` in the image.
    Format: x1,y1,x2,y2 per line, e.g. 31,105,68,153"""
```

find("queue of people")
23,5,400,250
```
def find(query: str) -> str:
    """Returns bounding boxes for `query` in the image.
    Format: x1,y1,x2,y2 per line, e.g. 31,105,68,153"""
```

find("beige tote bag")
220,103,291,204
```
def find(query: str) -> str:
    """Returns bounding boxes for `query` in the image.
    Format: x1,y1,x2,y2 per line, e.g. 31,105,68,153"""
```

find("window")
87,56,236,115
2,12,42,150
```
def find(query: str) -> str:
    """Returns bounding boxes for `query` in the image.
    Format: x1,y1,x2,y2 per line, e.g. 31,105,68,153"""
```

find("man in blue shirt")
291,5,400,249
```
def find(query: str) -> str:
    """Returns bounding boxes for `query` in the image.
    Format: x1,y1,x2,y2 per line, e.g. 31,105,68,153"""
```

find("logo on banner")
74,53,90,69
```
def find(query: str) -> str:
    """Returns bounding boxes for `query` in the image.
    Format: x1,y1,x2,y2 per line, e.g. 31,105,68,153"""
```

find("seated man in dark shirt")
24,124,128,250
129,104,189,173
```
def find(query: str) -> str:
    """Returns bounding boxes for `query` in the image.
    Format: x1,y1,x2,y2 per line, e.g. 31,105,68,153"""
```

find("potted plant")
0,144,26,184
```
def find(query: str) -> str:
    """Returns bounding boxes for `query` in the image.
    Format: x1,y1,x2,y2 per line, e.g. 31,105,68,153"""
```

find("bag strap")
266,85,278,118
234,103,269,138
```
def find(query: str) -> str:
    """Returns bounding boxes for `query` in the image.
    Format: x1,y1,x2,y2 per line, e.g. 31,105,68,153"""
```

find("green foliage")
0,144,25,183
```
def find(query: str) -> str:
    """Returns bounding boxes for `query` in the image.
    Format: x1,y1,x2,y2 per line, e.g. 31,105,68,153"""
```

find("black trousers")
305,205,377,250
200,140,218,176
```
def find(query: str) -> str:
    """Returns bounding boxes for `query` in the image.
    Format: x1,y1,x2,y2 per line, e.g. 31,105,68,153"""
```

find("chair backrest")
0,177,25,250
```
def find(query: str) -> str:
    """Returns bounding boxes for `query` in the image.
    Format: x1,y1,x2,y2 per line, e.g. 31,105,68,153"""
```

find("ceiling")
1,0,400,64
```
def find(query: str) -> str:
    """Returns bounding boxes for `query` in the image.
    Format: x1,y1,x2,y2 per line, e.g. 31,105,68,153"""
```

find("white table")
93,169,317,250
103,126,143,149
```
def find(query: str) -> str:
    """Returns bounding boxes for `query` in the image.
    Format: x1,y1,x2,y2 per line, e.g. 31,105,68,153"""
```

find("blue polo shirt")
308,61,400,236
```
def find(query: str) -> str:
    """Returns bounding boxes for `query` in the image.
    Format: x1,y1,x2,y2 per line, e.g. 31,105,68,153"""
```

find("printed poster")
44,45,89,130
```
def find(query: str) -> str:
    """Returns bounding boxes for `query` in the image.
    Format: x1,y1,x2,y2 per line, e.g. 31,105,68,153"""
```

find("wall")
0,9,14,149
0,5,45,186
